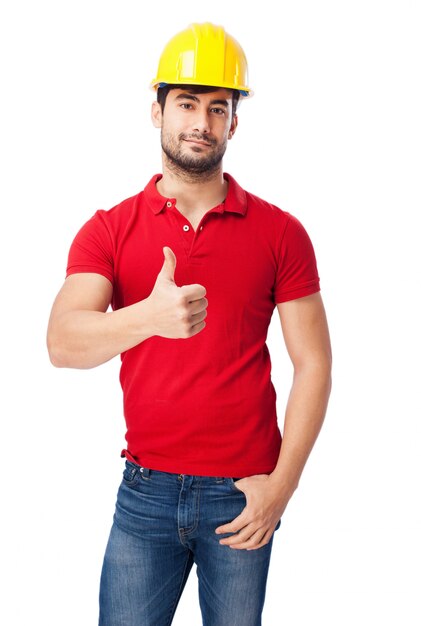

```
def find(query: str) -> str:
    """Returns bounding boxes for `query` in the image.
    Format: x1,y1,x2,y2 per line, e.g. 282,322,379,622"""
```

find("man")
47,22,332,626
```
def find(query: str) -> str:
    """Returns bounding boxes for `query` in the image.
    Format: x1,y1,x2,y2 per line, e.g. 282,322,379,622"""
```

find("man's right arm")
46,273,155,369
46,247,208,370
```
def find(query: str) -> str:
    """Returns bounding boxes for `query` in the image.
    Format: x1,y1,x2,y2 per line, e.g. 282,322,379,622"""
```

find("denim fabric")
99,461,281,626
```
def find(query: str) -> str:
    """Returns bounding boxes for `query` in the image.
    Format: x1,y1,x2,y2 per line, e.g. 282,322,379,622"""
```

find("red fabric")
66,173,320,477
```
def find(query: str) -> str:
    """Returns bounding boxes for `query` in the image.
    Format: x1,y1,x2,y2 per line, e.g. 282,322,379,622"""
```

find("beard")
160,129,227,180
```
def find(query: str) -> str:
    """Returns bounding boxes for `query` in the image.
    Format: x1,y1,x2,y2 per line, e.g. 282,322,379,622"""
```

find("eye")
180,103,193,109
210,107,226,115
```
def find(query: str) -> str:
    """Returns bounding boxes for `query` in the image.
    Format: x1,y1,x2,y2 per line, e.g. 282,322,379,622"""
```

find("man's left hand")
215,474,290,550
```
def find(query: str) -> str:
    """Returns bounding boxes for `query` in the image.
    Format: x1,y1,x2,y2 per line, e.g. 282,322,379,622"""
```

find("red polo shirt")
66,172,320,477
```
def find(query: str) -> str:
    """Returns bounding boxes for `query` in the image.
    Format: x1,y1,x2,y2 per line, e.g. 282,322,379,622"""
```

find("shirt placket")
165,200,224,261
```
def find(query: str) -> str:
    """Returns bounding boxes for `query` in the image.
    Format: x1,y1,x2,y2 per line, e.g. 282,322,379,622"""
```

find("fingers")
219,523,274,550
179,283,207,301
215,510,248,536
189,296,208,314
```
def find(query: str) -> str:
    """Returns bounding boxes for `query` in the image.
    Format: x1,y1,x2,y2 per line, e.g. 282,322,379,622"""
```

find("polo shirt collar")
143,172,248,216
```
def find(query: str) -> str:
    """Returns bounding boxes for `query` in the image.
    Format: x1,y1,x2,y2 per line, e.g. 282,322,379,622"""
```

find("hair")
157,84,240,118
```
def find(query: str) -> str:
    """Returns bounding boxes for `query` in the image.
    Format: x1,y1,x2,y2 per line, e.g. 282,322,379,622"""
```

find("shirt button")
183,224,189,231
200,226,203,230
166,201,172,207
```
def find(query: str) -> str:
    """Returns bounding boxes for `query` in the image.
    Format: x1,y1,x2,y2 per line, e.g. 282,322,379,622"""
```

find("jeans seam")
180,480,202,537
165,551,193,626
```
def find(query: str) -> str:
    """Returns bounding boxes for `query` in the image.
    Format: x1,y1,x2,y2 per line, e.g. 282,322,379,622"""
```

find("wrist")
133,297,156,340
268,471,299,499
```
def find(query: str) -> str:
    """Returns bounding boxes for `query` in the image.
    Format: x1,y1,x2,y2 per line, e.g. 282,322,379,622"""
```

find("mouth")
183,139,212,147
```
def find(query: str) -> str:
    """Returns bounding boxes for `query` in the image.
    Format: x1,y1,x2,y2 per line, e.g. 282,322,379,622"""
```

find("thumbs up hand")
147,247,208,339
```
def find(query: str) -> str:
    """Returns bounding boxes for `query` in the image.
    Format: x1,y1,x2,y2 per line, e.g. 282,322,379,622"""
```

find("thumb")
159,246,177,283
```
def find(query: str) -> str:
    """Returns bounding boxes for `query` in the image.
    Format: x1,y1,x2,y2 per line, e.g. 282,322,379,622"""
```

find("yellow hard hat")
150,22,253,97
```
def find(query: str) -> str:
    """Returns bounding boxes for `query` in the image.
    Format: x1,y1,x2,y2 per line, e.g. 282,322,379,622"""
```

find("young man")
47,22,332,626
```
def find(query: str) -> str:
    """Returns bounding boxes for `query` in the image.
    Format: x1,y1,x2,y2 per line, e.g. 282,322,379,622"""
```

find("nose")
192,109,210,134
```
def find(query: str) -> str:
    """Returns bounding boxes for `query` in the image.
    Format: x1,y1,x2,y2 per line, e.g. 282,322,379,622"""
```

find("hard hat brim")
150,80,253,98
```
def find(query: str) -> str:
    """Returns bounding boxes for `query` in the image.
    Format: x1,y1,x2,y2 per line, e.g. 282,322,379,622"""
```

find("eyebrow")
174,93,230,108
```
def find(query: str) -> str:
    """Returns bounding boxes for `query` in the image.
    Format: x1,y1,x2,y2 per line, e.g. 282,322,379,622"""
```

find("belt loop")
140,466,151,477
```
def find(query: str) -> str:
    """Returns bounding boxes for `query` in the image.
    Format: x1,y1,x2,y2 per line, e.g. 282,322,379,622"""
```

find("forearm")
48,297,154,369
270,362,332,496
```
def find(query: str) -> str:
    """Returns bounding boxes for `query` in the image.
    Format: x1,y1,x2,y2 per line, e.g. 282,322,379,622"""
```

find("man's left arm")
215,292,332,550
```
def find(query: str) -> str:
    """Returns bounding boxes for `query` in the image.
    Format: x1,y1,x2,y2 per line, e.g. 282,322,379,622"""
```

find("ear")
228,114,238,140
151,101,162,128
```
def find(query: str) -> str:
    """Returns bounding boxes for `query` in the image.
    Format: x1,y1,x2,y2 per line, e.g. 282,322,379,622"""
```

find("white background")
1,1,420,624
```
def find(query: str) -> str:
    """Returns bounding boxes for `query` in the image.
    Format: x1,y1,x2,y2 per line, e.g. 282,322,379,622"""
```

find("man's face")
151,88,238,176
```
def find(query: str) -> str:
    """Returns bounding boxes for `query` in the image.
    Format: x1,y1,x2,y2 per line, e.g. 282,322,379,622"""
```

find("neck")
156,161,228,213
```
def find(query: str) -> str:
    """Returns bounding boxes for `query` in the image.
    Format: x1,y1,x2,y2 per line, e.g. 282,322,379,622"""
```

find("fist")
147,246,208,339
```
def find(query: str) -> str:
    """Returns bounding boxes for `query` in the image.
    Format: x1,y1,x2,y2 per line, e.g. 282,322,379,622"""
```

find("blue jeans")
99,461,281,626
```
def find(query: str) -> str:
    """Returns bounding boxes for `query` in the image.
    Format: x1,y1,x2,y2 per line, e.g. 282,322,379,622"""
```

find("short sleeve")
274,213,320,303
66,210,114,284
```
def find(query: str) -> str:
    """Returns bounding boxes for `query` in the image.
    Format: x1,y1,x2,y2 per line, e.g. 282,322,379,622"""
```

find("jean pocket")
122,461,141,487
229,477,245,493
